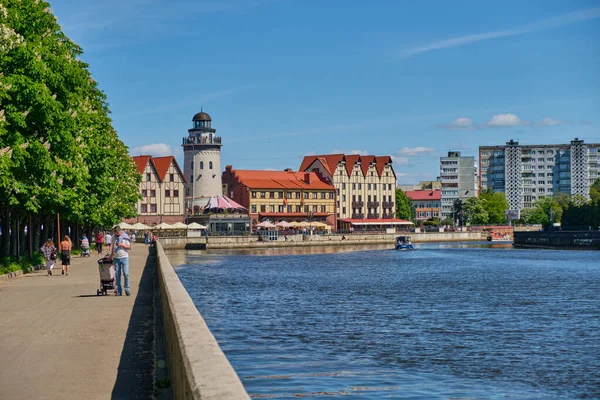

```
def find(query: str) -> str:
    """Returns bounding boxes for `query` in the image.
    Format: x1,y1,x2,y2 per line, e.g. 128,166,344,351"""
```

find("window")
190,175,193,183
352,183,356,189
165,190,170,197
286,192,292,199
358,183,362,190
150,204,157,213
320,192,326,199
342,183,346,190
142,189,147,197
321,205,326,212
296,205,302,212
269,205,275,212
304,192,309,199
287,205,292,213
296,192,301,199
433,211,439,217
185,188,190,196
141,204,147,213
191,161,194,170
368,184,371,190
169,173,174,182
278,205,284,212
374,184,377,190
481,151,488,156
342,207,346,214
150,189,156,197
388,184,392,190
419,212,425,217
251,191,257,198
260,192,266,198
173,190,179,197
312,192,317,199
200,161,204,169
209,161,213,169
261,205,266,212
270,192,275,199
251,205,257,213
342,195,346,201
304,205,309,212
329,193,334,199
279,192,284,199
313,205,318,212
146,173,151,181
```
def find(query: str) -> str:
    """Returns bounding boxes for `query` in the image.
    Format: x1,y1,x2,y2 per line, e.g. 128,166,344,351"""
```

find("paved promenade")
0,244,155,400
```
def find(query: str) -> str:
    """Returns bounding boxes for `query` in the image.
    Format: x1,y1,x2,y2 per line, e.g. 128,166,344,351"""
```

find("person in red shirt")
96,232,104,254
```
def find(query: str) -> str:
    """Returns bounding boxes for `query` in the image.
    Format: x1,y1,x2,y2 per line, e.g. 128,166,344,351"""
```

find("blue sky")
51,0,600,183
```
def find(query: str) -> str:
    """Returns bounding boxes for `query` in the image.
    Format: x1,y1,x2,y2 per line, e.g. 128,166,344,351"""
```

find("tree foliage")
0,0,140,257
463,197,489,225
590,178,600,204
395,189,415,221
478,189,508,224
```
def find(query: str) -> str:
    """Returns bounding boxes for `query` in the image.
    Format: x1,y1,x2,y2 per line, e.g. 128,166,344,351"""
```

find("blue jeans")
113,257,130,294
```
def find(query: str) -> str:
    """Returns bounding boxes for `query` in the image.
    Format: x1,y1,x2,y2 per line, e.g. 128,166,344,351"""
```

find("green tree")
0,0,140,258
395,189,415,221
452,199,464,226
479,189,509,224
590,178,600,204
463,197,489,225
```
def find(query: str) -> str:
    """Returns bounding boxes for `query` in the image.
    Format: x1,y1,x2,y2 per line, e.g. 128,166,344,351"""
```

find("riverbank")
514,231,600,250
161,232,484,250
0,246,157,399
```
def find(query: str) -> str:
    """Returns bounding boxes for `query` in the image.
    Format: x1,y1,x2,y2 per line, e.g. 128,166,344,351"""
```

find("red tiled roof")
131,155,187,183
299,154,394,178
258,212,331,217
151,156,188,184
229,170,334,190
404,190,441,201
132,155,151,174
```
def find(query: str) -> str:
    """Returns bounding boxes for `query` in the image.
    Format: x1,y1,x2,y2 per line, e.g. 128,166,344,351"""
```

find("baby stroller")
82,247,91,257
96,256,115,296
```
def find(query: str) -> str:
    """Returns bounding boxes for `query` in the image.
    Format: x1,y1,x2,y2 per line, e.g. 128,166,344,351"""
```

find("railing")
351,213,364,219
367,213,380,219
352,201,364,208
367,201,379,208
182,136,223,145
382,201,394,208
382,213,394,219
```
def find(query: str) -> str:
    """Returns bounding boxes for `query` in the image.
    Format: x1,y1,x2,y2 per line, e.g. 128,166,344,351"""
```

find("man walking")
111,227,131,296
95,231,104,254
105,231,112,254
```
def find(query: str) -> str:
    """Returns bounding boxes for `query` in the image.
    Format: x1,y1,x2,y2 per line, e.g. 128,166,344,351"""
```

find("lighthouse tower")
182,110,223,213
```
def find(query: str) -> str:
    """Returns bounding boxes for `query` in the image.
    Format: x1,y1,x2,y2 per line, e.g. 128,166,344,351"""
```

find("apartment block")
479,138,600,210
440,152,477,218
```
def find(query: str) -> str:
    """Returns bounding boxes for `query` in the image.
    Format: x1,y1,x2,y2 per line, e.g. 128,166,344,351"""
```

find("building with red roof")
299,154,397,228
404,190,441,221
222,166,337,228
127,155,187,225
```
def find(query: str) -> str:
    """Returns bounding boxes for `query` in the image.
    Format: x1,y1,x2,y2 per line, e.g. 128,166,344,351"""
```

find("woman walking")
40,239,57,276
60,235,72,276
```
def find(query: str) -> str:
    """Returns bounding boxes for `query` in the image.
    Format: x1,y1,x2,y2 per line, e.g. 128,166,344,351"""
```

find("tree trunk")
18,217,26,258
0,209,10,258
9,218,17,257
33,215,41,253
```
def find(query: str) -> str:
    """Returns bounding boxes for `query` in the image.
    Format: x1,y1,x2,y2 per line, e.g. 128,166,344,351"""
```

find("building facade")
479,138,600,210
440,151,477,219
405,190,441,221
182,110,223,213
222,166,337,227
299,154,397,224
128,155,186,225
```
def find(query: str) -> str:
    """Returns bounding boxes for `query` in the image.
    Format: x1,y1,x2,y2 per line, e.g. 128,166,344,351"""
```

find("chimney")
304,172,311,184
226,165,232,172
284,168,293,172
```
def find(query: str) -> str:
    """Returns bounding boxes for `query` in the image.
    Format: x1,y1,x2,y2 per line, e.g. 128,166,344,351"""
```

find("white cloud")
450,117,473,128
396,147,436,156
488,113,522,127
396,172,409,177
538,117,568,127
131,143,173,157
398,7,600,58
350,149,369,155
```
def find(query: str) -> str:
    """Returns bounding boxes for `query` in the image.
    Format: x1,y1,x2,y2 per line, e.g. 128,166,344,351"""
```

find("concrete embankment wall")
514,231,600,250
160,232,483,250
156,242,250,400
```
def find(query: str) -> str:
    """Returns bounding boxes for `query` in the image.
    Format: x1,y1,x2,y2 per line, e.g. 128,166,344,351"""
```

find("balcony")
182,135,222,145
367,213,380,219
367,201,380,208
351,213,364,219
352,201,364,208
382,213,394,219
382,201,394,208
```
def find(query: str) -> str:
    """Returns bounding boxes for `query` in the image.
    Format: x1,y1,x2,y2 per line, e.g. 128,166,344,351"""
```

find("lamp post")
308,211,314,236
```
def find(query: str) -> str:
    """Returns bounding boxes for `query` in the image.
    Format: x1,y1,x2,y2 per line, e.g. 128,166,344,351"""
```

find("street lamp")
307,210,314,236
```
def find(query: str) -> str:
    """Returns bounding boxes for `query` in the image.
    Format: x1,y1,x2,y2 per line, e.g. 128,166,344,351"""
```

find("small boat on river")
395,235,415,250
487,232,513,242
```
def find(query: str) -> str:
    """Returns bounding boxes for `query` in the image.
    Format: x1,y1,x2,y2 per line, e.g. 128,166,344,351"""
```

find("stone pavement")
0,244,156,400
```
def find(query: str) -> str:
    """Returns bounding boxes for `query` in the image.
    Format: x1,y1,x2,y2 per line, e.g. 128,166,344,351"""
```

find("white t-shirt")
113,236,130,259
105,234,112,245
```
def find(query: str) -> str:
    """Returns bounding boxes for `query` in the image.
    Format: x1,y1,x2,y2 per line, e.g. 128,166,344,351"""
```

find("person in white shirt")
105,232,112,254
111,227,131,296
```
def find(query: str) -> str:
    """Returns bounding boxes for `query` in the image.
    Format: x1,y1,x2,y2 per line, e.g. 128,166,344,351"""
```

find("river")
168,243,600,399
